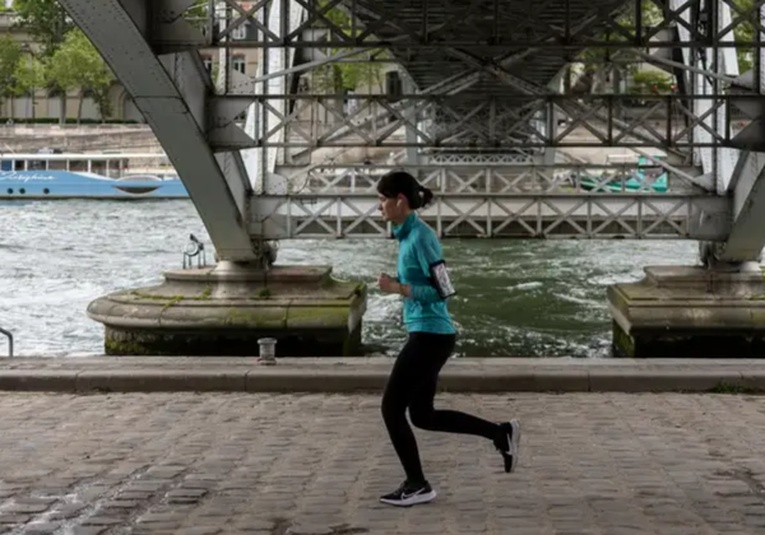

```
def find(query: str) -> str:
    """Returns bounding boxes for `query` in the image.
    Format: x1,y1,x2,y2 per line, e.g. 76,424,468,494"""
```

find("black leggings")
381,332,500,484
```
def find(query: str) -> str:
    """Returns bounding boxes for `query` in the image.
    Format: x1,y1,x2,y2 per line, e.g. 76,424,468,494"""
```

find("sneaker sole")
379,490,437,507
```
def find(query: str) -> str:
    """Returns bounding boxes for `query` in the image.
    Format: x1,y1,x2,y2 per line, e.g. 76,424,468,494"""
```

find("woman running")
375,170,521,507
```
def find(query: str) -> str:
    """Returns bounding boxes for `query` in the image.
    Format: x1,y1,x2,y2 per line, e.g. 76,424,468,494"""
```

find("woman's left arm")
397,233,456,303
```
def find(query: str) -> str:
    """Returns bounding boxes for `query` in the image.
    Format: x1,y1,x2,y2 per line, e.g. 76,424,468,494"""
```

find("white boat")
0,152,189,199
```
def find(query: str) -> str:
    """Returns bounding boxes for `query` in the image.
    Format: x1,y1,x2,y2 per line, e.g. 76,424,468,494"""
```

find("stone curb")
0,366,763,393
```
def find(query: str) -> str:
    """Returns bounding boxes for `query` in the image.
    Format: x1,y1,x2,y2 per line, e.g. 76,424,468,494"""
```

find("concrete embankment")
0,356,763,394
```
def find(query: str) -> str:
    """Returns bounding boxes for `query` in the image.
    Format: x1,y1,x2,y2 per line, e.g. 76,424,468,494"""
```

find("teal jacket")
392,212,457,335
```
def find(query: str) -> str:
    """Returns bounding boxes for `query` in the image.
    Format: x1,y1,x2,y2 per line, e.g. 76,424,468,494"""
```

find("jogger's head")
377,171,434,223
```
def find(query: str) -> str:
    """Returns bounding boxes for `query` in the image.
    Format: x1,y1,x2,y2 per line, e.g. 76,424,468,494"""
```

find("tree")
577,0,759,84
13,0,74,122
311,1,385,94
0,35,23,114
47,28,113,121
12,0,73,57
12,53,46,119
732,0,756,73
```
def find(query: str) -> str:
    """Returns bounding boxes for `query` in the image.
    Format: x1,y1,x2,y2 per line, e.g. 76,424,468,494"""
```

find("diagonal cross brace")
717,153,765,263
58,0,258,261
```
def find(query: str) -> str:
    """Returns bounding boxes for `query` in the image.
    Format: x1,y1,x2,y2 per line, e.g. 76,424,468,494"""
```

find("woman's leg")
408,333,499,440
381,334,430,485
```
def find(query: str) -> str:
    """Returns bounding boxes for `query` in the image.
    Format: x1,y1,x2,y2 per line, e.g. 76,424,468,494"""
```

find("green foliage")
630,69,674,94
579,0,759,75
0,35,23,99
311,1,385,93
12,0,73,56
186,0,208,18
47,28,113,119
13,52,46,95
732,0,756,72
184,0,211,34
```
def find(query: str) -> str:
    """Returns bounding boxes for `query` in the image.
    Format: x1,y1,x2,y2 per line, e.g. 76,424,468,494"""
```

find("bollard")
257,337,277,365
0,327,12,358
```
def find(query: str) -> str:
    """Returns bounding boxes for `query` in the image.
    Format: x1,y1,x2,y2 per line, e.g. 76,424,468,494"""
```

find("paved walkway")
1,357,765,393
0,392,764,534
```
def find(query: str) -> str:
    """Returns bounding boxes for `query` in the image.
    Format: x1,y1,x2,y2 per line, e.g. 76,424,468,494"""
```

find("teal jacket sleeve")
407,231,446,304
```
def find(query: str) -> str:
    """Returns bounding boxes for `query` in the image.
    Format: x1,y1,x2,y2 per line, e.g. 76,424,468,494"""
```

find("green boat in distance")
578,155,669,193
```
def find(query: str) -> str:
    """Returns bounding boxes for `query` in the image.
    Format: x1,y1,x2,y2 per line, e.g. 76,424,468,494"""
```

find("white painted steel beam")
669,0,739,195
717,153,765,263
152,0,208,52
58,0,258,261
702,4,765,264
250,193,731,240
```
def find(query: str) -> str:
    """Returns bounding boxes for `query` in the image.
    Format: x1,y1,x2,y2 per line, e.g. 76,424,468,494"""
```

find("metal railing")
0,327,13,358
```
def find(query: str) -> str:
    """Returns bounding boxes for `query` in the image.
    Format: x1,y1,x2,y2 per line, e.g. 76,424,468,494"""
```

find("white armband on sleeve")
429,260,457,299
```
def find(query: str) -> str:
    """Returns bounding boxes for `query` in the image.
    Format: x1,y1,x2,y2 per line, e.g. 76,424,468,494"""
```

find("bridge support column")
88,263,367,357
608,151,765,358
607,265,765,358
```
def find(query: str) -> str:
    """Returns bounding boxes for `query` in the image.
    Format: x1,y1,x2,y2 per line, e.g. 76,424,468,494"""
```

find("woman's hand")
378,273,411,297
378,273,400,294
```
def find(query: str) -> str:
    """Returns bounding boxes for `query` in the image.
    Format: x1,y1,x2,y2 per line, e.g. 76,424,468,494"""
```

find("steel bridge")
57,0,765,268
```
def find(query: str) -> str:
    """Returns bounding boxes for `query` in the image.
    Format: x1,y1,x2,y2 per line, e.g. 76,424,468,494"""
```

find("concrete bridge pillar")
606,0,765,357
608,151,765,358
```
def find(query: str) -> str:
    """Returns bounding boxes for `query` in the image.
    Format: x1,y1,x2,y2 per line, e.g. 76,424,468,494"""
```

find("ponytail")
417,184,434,209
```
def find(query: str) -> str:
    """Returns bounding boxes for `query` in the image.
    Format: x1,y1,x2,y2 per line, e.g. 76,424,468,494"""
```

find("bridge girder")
55,0,765,261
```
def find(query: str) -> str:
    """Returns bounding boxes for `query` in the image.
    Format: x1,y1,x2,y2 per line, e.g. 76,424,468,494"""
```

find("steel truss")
190,0,764,168
261,161,727,240
215,93,758,149
253,193,729,240
427,153,535,164
176,0,765,49
58,0,760,254
288,163,708,195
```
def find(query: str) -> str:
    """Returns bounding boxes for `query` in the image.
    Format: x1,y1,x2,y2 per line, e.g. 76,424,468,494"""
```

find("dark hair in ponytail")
376,170,434,209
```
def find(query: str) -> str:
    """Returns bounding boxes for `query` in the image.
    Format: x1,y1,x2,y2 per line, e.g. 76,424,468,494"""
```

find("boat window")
48,159,66,171
91,159,106,176
69,159,88,172
14,160,24,171
106,159,121,178
0,160,11,171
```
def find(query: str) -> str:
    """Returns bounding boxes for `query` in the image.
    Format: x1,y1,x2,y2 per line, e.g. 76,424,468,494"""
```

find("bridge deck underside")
348,0,631,132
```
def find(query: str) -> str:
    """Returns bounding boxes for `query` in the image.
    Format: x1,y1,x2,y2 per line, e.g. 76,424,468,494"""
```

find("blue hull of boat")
0,170,189,199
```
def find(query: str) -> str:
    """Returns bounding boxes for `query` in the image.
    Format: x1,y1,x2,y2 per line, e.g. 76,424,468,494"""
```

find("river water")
0,199,700,358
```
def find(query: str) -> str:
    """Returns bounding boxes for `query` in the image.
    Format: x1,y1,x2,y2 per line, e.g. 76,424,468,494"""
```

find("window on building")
232,56,246,74
231,21,249,40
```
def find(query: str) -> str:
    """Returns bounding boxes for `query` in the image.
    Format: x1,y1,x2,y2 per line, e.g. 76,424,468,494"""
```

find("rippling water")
0,200,700,357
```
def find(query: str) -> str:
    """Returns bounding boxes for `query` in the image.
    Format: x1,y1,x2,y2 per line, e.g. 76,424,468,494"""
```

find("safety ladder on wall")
0,326,13,357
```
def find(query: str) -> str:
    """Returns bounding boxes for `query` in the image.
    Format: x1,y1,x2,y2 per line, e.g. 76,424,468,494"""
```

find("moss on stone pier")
612,321,635,358
90,265,368,356
105,337,152,356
